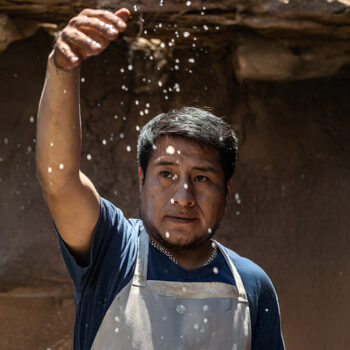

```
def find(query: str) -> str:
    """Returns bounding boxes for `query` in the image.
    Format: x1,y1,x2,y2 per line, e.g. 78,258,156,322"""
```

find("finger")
114,8,131,24
54,40,81,70
70,16,120,42
61,28,105,58
80,8,129,32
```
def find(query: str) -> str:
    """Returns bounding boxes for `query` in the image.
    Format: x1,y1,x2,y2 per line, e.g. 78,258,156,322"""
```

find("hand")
52,8,130,71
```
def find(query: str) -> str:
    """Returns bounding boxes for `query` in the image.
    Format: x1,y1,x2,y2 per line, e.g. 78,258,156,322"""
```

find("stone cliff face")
1,0,350,79
0,1,349,350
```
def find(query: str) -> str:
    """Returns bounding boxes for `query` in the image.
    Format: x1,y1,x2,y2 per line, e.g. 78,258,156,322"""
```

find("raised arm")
36,8,130,263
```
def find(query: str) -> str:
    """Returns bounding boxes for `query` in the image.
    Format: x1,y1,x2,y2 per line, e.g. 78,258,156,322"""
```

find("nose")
171,181,195,208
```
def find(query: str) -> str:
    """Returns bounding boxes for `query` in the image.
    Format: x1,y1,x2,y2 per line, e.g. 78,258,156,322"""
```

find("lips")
165,215,197,223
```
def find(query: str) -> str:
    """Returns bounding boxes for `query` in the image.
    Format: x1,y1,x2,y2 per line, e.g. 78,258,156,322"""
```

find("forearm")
36,51,82,193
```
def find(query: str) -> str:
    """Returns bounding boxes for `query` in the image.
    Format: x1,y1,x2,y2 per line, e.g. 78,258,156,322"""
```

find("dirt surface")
0,287,74,350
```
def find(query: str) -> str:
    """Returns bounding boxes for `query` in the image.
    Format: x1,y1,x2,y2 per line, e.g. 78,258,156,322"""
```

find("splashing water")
235,193,241,204
176,305,186,314
166,145,175,154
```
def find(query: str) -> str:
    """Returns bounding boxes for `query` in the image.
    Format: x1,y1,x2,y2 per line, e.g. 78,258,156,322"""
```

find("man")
36,7,285,350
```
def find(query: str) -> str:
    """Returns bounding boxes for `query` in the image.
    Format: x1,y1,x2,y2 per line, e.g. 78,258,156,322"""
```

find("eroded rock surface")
1,0,350,79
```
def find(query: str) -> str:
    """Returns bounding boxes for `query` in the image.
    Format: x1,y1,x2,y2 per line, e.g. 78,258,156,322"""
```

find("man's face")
139,136,230,251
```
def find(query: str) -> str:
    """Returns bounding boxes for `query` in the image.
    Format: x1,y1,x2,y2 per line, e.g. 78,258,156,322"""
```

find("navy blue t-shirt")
57,197,285,350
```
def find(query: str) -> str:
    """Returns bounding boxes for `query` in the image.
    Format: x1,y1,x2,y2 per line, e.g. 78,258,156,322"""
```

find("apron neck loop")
132,227,149,287
214,241,249,303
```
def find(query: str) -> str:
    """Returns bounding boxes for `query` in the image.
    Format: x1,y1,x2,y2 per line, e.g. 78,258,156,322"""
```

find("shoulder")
99,196,142,231
218,244,285,349
220,244,273,293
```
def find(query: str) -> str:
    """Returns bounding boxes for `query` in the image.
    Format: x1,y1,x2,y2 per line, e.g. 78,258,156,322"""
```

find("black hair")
137,107,238,184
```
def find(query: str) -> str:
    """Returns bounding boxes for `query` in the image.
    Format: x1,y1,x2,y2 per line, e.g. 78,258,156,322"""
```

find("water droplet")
188,58,195,63
165,231,170,238
186,1,191,6
4,138,8,145
166,145,175,154
48,167,52,173
204,318,208,323
63,89,67,94
120,68,125,73
184,183,188,189
81,77,85,83
115,316,120,322
126,145,131,152
29,116,35,123
213,266,219,274
265,308,269,312
102,139,107,145
128,65,133,71
183,31,190,38
136,125,140,131
193,323,199,330
235,192,241,204
208,228,212,233
115,327,119,333
176,305,186,314
170,198,175,204
120,133,124,139
59,163,64,170
87,154,92,160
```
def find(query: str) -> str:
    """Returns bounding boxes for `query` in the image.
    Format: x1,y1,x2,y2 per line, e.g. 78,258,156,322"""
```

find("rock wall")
0,2,350,349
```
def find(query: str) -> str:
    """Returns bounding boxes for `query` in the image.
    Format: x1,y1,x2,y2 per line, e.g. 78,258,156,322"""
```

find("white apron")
91,229,251,350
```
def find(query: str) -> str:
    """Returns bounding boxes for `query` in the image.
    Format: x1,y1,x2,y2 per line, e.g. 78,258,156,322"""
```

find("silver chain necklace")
149,238,217,267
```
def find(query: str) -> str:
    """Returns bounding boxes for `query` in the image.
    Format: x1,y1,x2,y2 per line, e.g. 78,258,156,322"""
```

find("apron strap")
131,227,149,287
215,241,249,303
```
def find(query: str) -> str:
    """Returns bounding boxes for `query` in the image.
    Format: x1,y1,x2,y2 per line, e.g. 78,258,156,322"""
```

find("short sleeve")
56,196,139,302
251,272,285,350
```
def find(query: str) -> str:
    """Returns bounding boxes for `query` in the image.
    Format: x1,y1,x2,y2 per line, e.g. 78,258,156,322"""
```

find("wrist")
48,50,80,77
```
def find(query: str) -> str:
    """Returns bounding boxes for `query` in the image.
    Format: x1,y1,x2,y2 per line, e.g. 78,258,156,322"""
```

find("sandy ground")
0,286,75,350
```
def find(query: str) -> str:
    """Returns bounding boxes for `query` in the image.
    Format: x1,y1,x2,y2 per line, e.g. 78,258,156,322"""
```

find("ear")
138,167,144,193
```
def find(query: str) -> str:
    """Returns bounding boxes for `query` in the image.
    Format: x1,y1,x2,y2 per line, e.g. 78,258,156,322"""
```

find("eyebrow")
154,160,218,174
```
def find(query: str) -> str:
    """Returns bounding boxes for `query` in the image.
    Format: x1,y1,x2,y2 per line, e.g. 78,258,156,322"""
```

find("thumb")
115,8,131,23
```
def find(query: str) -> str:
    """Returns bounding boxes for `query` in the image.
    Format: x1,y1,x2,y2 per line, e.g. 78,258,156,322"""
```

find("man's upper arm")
43,171,100,264
252,270,285,350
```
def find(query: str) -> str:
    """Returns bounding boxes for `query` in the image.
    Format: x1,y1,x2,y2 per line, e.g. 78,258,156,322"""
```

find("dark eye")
160,171,172,179
195,175,208,182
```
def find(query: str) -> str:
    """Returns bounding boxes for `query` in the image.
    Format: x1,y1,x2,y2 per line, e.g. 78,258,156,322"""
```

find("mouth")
165,215,197,224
